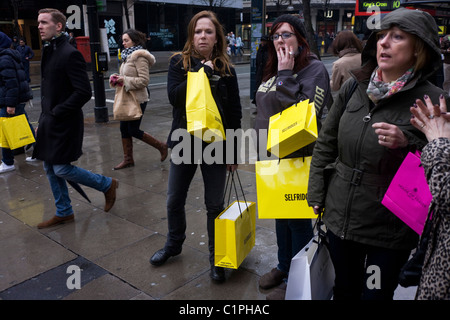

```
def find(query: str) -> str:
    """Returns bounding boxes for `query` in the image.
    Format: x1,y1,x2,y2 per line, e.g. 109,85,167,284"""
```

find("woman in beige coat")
110,29,167,170
330,30,363,92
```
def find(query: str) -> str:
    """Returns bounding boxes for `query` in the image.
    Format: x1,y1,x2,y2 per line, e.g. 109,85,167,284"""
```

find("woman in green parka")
307,8,450,300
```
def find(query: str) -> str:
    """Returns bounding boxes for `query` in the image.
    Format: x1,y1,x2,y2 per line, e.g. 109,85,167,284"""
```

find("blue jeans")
276,219,313,274
44,162,112,217
164,160,227,264
1,104,35,165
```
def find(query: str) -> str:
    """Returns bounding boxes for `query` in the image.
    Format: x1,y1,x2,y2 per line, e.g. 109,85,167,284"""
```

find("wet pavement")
0,52,417,301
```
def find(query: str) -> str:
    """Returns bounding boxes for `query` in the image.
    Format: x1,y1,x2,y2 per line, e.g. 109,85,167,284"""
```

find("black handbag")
398,213,432,287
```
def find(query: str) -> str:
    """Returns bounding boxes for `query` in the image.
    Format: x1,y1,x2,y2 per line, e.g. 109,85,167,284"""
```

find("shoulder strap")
343,79,358,115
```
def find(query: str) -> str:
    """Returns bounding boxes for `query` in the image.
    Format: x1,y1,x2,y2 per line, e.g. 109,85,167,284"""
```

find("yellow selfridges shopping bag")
0,117,9,148
215,200,256,269
267,100,318,159
1,114,35,150
255,157,316,219
186,67,226,143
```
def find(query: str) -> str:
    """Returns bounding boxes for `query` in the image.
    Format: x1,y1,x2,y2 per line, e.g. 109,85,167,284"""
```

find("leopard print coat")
416,137,450,300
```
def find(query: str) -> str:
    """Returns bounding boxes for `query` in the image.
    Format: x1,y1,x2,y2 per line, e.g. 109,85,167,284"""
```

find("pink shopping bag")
382,151,432,235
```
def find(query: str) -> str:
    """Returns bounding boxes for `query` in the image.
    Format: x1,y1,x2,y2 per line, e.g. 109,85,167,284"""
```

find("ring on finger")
428,115,435,119
288,51,294,55
421,123,426,128
382,135,386,142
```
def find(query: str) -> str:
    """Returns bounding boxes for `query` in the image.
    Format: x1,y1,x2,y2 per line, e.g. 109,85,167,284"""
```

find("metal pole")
87,0,108,123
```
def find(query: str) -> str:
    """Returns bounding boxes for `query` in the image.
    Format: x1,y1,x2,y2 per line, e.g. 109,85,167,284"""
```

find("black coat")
33,35,91,164
166,54,242,162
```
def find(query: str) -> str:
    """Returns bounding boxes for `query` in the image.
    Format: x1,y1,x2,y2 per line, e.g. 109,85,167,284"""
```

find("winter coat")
416,138,450,299
32,35,91,164
16,44,34,64
307,8,450,250
166,54,242,159
330,48,361,92
254,54,333,158
118,49,155,103
0,47,32,108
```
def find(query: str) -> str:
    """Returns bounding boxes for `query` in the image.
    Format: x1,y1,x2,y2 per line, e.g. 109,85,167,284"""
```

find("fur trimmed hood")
126,49,156,67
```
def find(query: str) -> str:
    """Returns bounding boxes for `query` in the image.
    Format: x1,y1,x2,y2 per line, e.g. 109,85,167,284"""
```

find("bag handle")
223,170,249,219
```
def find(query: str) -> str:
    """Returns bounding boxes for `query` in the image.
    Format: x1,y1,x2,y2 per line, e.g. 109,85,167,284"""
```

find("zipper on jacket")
340,105,376,239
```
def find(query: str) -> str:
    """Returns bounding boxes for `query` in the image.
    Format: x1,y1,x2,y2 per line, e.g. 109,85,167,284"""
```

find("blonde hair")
176,10,232,76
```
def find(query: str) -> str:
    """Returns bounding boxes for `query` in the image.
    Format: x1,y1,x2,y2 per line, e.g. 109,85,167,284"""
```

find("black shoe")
150,248,179,266
210,266,225,282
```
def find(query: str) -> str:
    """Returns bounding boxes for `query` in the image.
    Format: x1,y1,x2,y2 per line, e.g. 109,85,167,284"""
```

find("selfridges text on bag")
267,99,317,159
255,157,316,219
0,114,35,150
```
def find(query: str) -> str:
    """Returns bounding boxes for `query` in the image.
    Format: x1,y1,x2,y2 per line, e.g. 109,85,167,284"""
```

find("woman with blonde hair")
150,11,242,283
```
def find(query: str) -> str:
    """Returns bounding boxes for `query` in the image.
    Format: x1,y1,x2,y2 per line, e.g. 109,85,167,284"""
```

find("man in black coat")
33,8,118,229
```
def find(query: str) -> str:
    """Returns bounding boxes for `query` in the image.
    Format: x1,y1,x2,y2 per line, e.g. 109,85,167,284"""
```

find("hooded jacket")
307,8,449,250
0,47,32,108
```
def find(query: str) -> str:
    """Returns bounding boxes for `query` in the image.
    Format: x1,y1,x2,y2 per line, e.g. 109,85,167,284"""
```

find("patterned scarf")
121,45,143,62
367,67,414,103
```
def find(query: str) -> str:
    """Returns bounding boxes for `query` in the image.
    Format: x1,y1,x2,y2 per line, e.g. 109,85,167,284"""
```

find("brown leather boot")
113,138,134,170
104,178,119,212
141,133,168,162
37,214,74,229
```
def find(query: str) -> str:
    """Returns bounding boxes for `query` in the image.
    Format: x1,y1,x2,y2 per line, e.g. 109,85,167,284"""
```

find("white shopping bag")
285,233,335,300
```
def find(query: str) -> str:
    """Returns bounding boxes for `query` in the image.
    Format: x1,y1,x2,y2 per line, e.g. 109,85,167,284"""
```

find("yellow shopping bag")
1,114,35,150
215,200,256,269
0,117,9,148
255,157,316,219
186,67,226,143
267,100,318,159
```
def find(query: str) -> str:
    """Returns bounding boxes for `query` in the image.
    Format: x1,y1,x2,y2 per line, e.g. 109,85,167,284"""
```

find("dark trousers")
276,219,313,274
327,230,411,300
119,102,146,139
164,160,227,265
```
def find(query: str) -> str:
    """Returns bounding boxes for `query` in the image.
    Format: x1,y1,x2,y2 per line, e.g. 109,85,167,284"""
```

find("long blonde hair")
177,10,232,76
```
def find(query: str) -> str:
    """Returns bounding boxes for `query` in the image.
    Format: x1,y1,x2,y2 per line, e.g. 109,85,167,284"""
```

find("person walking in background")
330,30,363,92
150,10,242,283
0,32,34,173
16,39,34,83
33,8,118,229
410,95,450,300
307,8,448,300
68,32,77,48
110,28,167,170
254,14,332,300
235,35,243,56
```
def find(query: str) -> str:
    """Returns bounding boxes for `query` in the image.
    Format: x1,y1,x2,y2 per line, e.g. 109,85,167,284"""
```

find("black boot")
207,213,225,282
